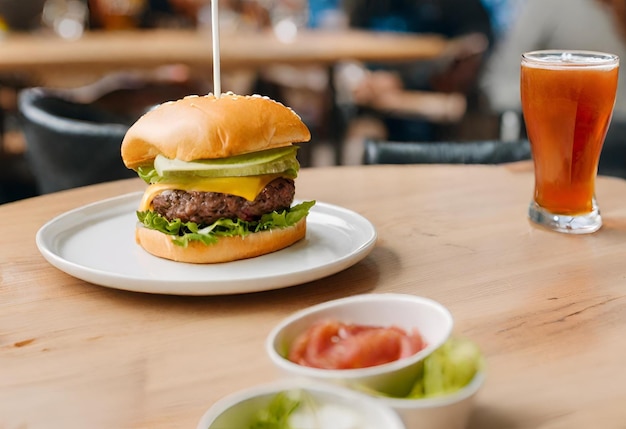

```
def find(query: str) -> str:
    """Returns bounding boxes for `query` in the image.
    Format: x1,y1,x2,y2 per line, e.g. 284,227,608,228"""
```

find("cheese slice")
139,174,285,211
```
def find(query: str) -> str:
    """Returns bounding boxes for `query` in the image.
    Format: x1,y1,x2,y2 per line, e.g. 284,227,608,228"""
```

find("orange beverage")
89,0,146,30
521,50,618,233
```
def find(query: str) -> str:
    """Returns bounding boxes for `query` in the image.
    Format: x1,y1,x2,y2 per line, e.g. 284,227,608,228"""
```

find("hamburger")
120,92,314,264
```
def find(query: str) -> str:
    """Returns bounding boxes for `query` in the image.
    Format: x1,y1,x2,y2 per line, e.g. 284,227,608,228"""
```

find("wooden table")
0,28,448,79
3,164,626,428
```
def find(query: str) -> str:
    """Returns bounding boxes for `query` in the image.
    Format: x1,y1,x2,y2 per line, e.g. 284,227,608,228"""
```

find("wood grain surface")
2,164,626,428
0,29,448,73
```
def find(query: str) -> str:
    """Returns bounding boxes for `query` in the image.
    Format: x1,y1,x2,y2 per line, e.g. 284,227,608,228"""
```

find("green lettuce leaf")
355,337,484,400
250,391,301,429
137,201,315,247
137,165,160,184
407,337,483,399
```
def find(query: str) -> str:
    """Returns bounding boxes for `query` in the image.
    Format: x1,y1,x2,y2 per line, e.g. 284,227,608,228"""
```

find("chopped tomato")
288,319,426,370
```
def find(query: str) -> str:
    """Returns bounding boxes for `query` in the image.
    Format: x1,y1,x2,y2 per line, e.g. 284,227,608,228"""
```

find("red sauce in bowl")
288,319,426,370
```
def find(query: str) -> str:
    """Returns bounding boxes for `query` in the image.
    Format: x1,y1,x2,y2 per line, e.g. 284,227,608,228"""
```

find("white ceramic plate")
35,192,377,295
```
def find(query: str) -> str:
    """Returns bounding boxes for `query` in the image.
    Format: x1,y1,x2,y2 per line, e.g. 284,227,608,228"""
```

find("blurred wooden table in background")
0,28,449,85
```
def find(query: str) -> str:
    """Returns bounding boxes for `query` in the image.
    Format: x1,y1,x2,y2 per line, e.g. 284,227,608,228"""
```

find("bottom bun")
135,217,307,264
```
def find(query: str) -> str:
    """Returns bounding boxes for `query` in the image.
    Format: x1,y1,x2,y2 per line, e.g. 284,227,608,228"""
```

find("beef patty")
151,177,296,225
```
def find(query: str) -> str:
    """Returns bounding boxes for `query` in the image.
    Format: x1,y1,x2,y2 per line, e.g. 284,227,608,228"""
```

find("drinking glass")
521,50,619,233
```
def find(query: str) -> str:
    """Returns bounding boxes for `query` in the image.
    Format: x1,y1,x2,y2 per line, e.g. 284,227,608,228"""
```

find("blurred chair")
17,68,209,195
363,139,531,165
17,87,136,194
0,146,38,204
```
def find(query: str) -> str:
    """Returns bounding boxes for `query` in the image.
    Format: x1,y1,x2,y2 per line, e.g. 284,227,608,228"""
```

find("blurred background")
1,0,625,204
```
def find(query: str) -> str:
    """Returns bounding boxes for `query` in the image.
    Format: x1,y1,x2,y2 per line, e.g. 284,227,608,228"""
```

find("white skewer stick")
211,0,221,97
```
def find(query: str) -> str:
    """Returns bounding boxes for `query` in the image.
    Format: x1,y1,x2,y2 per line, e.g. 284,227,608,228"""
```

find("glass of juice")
521,50,619,233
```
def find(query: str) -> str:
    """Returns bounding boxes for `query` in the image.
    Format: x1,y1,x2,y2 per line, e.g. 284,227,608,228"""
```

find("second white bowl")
265,293,454,396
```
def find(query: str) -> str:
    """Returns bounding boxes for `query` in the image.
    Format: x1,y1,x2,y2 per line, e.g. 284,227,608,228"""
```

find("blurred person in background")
337,0,495,164
479,0,525,39
480,0,626,135
480,0,626,178
595,0,626,42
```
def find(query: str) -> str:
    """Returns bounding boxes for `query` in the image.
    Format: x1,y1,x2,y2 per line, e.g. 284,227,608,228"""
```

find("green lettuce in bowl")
196,380,406,429
361,337,485,429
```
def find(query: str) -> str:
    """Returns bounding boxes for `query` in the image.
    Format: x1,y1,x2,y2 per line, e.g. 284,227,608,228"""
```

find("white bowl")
377,371,485,429
265,293,454,397
196,379,407,429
